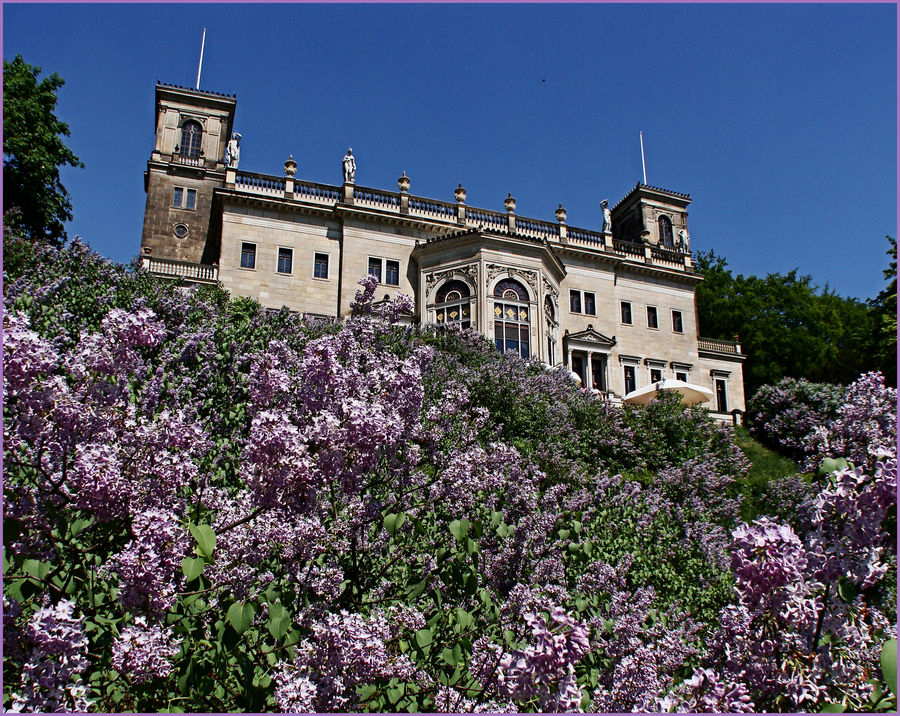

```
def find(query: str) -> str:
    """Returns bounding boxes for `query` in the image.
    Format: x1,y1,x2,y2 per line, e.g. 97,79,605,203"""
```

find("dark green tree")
3,55,83,245
694,251,877,397
869,236,897,386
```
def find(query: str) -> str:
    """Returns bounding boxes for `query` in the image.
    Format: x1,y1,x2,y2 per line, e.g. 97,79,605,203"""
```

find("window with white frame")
314,253,329,279
672,310,684,333
240,242,256,269
435,280,472,328
277,247,293,274
621,301,632,325
647,305,658,329
368,258,401,286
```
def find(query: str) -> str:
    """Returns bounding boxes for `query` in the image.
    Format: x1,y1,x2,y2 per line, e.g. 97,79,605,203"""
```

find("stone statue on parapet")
225,133,241,169
601,199,612,234
342,148,356,183
678,228,690,251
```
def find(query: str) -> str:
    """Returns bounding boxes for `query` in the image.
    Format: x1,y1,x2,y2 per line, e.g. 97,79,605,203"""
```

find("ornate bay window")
492,278,531,358
434,280,473,328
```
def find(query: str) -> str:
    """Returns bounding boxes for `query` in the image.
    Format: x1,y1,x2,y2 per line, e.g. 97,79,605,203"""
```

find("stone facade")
140,84,746,419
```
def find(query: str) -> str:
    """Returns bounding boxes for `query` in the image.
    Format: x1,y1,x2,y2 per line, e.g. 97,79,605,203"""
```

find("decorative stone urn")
504,193,516,213
555,204,567,223
284,155,297,177
641,229,654,245
454,184,467,203
398,171,410,193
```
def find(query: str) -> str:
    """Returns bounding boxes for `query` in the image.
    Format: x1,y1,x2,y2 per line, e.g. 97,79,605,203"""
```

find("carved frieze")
424,263,478,298
485,263,538,294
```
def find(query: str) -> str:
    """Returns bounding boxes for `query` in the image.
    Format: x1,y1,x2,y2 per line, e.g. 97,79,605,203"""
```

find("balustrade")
410,197,457,219
698,337,740,354
144,257,218,283
292,180,342,202
613,239,644,257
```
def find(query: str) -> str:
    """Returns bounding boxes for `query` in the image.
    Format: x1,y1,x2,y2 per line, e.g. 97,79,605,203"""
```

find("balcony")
698,337,742,355
142,256,218,284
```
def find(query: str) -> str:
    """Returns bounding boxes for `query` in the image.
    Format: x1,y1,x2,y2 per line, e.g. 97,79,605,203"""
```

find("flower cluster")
9,600,92,713
111,617,182,684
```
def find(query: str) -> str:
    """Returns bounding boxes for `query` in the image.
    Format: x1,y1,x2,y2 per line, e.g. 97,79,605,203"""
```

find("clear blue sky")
3,3,896,300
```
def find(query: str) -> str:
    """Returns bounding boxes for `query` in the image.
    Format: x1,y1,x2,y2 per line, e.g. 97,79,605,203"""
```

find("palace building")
139,83,746,418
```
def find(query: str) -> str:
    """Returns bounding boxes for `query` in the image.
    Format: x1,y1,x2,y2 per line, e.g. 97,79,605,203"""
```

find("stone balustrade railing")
235,171,285,195
142,256,218,283
698,337,741,355
175,154,204,167
227,169,691,269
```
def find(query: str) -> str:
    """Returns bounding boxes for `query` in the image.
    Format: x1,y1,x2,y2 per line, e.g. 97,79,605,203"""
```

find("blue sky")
3,3,896,300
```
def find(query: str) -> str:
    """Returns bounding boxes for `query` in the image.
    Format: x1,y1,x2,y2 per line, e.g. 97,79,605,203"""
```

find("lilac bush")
4,238,896,712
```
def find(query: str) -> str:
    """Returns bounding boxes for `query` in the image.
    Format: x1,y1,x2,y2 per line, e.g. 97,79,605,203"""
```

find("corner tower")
610,183,692,252
140,83,236,265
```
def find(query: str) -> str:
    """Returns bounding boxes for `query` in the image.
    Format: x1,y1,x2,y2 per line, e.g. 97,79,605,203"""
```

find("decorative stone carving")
543,277,559,301
398,172,410,193
454,184,467,203
424,264,478,297
225,132,241,168
504,194,516,213
555,204,567,223
284,155,297,177
342,148,356,183
600,199,612,234
486,264,538,294
677,228,690,251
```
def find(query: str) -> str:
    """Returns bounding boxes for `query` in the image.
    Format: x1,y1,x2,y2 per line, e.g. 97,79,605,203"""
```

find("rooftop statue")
225,133,241,169
601,199,612,234
342,148,356,183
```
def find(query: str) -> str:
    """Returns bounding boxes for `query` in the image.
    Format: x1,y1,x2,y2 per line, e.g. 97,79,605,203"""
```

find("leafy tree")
694,251,877,397
3,55,83,245
869,236,897,386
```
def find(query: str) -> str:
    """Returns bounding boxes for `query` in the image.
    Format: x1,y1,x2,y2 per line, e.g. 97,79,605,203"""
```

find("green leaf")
455,608,473,631
441,645,461,667
357,684,377,701
882,639,897,694
415,628,434,649
181,557,205,582
22,559,51,580
383,512,407,537
449,518,470,541
227,602,256,635
189,524,216,559
267,602,291,640
819,704,845,713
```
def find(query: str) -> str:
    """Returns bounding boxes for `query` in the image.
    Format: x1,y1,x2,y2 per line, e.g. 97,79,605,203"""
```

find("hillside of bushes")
3,236,896,713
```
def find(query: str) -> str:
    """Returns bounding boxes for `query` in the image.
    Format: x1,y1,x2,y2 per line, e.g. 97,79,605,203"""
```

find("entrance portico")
563,325,616,393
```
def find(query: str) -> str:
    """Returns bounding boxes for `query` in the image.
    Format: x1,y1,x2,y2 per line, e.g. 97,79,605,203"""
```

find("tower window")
647,305,658,329
172,187,196,209
180,120,202,158
368,257,382,283
658,215,674,247
672,310,684,333
385,260,400,286
277,247,293,274
621,301,632,325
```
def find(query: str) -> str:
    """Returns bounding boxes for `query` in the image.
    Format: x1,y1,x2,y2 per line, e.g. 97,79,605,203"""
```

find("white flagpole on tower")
640,131,647,185
196,28,207,90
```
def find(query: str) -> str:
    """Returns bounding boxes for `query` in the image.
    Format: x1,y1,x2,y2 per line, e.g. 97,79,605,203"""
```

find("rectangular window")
647,306,658,329
621,301,632,325
314,253,329,279
172,187,197,209
583,292,596,315
676,371,688,382
672,310,684,333
173,187,183,207
385,260,400,286
240,242,256,269
277,247,293,274
716,379,728,412
368,257,382,282
185,188,196,210
624,365,636,394
569,290,581,314
650,368,662,383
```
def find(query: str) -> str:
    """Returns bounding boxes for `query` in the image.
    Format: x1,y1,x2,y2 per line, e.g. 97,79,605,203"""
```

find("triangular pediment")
564,326,616,348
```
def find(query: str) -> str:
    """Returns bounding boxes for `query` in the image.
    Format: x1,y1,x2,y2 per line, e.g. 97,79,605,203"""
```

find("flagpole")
640,131,647,185
196,28,206,90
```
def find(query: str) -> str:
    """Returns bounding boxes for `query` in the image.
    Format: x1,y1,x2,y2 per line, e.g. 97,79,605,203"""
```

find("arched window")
658,215,674,247
435,280,472,328
180,121,202,158
544,295,556,365
493,279,530,358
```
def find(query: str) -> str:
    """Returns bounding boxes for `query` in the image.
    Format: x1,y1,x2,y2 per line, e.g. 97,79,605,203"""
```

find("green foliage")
694,250,882,397
869,237,897,386
3,55,83,245
732,426,804,520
